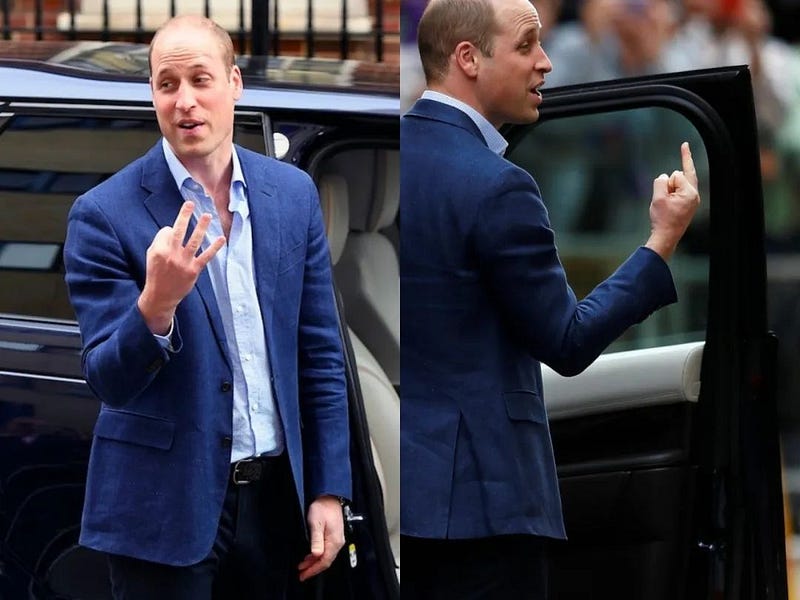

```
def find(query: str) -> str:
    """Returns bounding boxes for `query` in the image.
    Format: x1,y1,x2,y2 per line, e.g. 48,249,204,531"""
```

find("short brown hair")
417,0,498,84
148,15,235,75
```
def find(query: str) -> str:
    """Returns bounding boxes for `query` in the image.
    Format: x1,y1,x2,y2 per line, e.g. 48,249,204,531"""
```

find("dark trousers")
108,453,304,600
401,534,549,600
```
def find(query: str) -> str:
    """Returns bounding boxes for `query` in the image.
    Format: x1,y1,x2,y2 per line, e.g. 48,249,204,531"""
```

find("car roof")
0,40,399,116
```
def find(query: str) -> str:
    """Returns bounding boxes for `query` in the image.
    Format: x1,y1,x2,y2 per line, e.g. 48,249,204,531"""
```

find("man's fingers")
195,235,226,267
668,170,682,193
652,173,669,198
297,553,318,571
297,545,337,582
171,201,195,244
298,555,326,582
150,226,174,249
184,213,212,254
680,141,698,188
667,171,700,205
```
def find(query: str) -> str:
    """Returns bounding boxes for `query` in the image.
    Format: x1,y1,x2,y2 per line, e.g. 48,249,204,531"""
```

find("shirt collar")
421,90,508,156
161,138,248,214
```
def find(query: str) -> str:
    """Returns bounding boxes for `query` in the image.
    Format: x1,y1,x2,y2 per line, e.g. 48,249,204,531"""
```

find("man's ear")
231,65,244,101
453,41,479,78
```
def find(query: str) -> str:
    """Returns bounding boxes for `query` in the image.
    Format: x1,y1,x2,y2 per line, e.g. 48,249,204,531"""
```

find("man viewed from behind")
64,15,349,599
400,0,700,598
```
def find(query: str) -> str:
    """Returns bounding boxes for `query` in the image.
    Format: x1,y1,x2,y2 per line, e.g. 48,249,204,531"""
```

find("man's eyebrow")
154,59,213,75
516,24,540,42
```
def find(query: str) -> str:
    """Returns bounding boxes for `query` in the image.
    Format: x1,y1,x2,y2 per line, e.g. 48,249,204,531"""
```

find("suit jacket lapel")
238,148,279,336
140,142,231,368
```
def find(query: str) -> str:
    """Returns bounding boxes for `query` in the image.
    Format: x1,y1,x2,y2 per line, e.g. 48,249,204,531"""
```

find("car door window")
506,106,710,353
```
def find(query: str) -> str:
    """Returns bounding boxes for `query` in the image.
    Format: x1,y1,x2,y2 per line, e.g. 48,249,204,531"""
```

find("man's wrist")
137,290,175,335
153,318,176,351
317,494,347,506
644,234,676,262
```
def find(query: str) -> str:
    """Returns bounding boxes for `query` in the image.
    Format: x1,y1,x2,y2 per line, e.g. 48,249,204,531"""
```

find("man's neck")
427,83,472,108
178,148,234,201
426,84,501,130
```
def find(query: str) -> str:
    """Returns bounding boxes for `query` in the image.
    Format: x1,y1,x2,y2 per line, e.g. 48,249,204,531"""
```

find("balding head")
149,15,235,76
417,0,499,84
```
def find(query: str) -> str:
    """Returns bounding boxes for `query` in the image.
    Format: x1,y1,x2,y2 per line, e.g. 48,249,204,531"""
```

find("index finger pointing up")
172,201,195,244
681,142,697,188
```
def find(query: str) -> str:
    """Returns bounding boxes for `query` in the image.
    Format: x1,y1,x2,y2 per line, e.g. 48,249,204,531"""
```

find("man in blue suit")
63,15,349,599
400,0,700,597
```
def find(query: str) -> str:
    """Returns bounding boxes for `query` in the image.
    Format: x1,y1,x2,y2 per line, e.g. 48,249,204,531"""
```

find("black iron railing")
0,0,389,61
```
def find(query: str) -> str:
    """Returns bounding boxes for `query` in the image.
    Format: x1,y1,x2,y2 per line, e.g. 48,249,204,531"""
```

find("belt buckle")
232,457,255,486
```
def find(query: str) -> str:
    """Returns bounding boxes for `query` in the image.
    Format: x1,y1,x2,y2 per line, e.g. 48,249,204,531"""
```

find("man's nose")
175,83,196,110
537,46,553,74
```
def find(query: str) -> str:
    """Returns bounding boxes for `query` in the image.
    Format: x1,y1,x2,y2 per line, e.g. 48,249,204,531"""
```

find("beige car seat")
323,149,400,386
318,172,400,574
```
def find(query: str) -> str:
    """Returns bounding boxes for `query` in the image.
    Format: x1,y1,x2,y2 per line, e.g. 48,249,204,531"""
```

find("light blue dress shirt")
161,139,284,462
421,90,508,156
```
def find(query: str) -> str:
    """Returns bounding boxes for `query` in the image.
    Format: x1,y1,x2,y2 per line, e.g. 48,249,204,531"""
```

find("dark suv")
0,41,399,600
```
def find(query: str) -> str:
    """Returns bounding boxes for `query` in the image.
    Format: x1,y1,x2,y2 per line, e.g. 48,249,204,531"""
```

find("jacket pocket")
504,390,546,424
94,409,175,450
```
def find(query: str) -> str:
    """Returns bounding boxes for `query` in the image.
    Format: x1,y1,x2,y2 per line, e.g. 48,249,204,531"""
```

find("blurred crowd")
401,0,800,247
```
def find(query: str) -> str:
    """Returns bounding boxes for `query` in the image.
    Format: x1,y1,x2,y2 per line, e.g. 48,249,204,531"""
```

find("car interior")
316,146,400,578
320,148,400,388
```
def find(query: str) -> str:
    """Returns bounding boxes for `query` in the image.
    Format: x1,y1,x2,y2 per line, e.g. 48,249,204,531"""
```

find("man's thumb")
310,522,325,557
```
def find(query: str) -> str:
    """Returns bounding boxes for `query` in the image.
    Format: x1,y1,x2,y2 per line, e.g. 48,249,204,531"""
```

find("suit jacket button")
221,436,232,448
221,381,232,392
146,358,164,373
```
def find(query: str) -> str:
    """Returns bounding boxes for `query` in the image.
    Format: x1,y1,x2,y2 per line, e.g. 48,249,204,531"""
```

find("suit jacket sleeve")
64,194,181,407
473,164,677,376
297,177,352,501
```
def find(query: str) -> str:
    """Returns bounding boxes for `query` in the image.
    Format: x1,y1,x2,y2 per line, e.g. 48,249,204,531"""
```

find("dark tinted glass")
506,107,710,352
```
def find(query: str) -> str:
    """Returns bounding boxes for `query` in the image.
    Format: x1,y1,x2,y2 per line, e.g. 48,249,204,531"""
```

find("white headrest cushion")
318,174,349,265
370,150,399,231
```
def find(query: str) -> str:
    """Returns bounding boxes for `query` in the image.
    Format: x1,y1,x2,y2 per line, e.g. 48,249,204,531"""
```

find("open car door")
503,66,786,599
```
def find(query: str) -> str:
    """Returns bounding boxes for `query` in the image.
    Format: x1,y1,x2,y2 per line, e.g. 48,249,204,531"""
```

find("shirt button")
221,381,232,393
252,403,259,411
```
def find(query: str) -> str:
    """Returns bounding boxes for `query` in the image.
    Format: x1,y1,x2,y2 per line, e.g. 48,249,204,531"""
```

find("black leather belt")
230,455,282,486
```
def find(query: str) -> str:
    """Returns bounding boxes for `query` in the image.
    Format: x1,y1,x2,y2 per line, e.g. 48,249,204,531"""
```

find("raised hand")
137,201,226,334
645,142,700,262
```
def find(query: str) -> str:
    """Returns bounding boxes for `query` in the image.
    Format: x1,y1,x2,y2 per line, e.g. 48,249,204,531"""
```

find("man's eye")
159,81,173,90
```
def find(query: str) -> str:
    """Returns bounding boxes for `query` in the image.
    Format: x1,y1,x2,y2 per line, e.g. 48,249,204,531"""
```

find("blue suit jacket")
64,142,350,566
400,99,677,540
